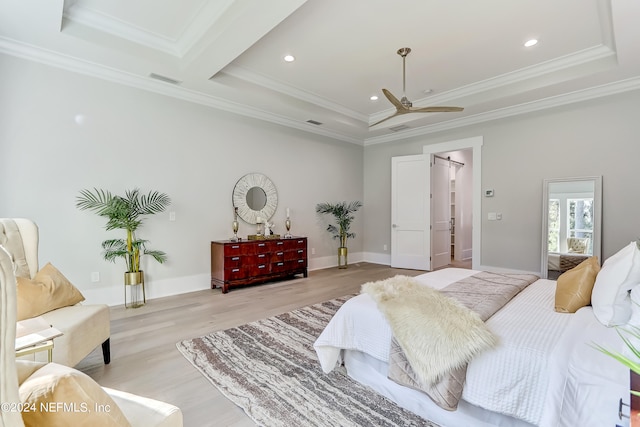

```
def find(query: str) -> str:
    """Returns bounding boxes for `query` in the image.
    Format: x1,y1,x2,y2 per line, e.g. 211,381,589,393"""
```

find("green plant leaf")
77,188,171,272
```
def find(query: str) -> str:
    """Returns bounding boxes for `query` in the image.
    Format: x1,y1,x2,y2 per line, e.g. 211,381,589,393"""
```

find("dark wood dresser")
210,237,308,293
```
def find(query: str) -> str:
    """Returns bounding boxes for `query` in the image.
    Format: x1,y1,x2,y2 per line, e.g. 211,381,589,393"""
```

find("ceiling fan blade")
382,89,407,111
369,111,404,127
409,106,464,113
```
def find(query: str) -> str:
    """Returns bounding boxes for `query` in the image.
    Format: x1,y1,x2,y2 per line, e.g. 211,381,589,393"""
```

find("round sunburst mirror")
232,173,278,224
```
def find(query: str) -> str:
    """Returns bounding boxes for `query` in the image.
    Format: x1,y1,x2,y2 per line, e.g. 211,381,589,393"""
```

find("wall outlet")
91,272,100,282
488,212,497,221
169,211,176,221
311,247,316,255
383,244,387,251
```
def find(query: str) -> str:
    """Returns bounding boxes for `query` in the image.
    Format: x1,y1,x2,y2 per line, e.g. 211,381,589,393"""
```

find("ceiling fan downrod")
398,47,412,108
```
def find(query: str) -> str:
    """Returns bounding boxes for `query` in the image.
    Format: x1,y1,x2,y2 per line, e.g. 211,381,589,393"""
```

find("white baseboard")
362,252,391,266
82,273,211,307
308,251,366,270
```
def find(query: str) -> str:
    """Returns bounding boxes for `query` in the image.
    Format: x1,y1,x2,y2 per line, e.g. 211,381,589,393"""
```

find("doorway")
430,150,473,270
390,136,482,271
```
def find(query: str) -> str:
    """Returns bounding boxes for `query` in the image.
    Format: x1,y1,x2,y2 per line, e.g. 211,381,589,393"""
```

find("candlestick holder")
231,219,239,242
284,217,292,238
230,207,240,241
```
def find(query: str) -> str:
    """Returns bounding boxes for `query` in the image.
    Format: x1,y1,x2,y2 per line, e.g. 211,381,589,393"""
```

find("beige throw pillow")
555,256,600,313
16,262,85,321
19,362,131,427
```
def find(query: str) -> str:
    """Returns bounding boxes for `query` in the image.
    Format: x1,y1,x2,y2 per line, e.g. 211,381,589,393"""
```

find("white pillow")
592,242,640,326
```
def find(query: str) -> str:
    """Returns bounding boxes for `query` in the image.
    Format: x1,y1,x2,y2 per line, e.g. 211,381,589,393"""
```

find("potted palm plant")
76,188,171,307
315,200,362,269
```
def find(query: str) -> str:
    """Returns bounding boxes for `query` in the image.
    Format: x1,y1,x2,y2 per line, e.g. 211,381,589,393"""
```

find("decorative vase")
338,247,348,269
124,271,145,308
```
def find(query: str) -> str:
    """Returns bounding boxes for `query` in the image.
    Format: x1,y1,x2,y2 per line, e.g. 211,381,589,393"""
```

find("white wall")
3,53,639,305
0,54,365,305
363,89,640,274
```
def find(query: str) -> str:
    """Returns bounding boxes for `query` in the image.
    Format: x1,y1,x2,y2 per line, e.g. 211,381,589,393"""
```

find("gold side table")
16,339,54,362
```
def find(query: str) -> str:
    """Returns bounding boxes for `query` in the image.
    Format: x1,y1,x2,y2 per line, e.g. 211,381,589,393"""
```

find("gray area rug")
176,295,439,427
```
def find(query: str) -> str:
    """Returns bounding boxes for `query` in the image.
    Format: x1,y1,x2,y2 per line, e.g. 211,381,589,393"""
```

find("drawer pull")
258,243,266,247
258,254,266,258
298,259,304,263
232,245,240,249
258,265,266,269
277,252,283,256
619,398,630,419
232,257,240,261
298,249,304,253
277,262,284,266
277,241,284,245
297,240,304,243
232,268,240,272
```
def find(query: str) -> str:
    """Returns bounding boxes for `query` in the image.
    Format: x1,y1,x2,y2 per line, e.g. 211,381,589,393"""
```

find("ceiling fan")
370,47,463,127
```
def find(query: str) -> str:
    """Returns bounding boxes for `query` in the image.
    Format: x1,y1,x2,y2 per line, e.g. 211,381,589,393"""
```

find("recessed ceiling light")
370,95,379,101
283,54,295,62
524,39,538,47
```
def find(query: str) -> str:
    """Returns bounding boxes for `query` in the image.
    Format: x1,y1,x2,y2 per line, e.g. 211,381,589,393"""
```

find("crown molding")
222,64,369,122
0,36,364,145
62,0,235,58
63,6,179,56
1,36,637,148
369,44,616,125
364,76,640,146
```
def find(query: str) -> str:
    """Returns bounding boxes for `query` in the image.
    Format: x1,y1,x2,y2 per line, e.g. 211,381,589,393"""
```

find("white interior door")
431,156,451,270
391,154,430,270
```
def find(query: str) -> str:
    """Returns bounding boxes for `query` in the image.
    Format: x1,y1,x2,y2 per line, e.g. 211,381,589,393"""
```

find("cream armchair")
0,218,110,367
0,246,183,427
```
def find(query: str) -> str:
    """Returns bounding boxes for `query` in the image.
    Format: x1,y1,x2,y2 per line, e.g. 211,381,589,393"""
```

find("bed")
314,268,629,427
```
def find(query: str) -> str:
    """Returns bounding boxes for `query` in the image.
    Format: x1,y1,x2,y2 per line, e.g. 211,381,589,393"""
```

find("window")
568,198,593,253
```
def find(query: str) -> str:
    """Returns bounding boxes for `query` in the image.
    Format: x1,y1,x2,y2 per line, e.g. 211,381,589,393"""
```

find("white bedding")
314,268,629,427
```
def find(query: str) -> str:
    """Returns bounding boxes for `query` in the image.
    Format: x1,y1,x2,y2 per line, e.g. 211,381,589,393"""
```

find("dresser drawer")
224,255,243,268
270,240,286,251
251,252,269,265
285,248,306,261
271,261,287,273
254,241,270,253
224,266,247,281
223,244,249,256
287,258,307,269
270,250,285,262
247,263,270,276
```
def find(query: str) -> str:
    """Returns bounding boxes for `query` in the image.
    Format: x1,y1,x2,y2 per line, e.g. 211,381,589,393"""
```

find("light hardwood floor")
77,261,469,426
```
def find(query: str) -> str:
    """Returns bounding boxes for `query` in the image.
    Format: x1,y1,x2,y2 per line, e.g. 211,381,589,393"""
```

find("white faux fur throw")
362,275,497,385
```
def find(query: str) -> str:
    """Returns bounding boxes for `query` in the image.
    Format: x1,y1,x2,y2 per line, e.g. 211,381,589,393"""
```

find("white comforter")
314,268,628,426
